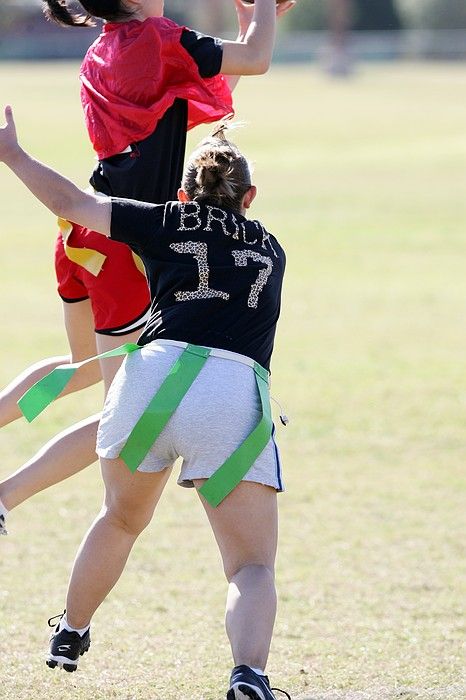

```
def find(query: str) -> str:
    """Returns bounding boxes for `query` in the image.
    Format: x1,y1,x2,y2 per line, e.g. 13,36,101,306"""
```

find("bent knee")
226,562,275,584
103,502,153,537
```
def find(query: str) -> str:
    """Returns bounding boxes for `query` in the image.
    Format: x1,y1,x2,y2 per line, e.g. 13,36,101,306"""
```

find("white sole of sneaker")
228,684,267,700
46,655,78,670
46,654,78,664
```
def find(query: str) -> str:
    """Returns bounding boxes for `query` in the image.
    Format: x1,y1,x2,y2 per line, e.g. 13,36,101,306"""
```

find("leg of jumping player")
0,300,101,428
65,458,171,628
0,303,141,514
45,458,171,670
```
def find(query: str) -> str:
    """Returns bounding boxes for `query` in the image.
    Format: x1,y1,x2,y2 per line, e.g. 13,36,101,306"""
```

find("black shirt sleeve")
110,198,166,253
180,28,223,78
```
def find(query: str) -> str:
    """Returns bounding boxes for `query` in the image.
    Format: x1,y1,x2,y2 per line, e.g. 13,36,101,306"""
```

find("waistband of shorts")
141,339,269,379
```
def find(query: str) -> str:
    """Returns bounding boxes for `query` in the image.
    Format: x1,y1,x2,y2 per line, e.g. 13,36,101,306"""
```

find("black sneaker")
46,612,91,672
227,665,291,700
0,513,7,536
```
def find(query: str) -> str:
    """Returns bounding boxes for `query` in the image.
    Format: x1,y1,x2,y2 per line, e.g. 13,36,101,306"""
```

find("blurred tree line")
1,0,466,34
283,0,466,30
201,0,466,31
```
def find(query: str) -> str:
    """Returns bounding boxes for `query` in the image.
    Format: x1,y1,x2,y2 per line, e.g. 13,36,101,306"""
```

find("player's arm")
221,0,294,75
225,0,255,91
0,106,111,236
225,0,296,88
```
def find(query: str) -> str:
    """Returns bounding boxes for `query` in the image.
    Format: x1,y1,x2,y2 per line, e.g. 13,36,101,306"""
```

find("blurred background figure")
325,0,403,77
325,0,353,77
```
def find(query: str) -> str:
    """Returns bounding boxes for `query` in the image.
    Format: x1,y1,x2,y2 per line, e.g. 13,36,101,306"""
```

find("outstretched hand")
275,1,297,20
0,106,20,165
234,0,297,36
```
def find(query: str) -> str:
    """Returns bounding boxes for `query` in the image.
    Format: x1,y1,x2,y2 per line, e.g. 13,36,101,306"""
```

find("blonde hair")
182,122,252,214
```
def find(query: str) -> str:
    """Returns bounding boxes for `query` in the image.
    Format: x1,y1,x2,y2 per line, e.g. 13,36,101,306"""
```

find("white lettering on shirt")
205,206,230,236
232,250,273,309
179,202,202,231
170,241,230,302
241,221,258,246
259,223,279,258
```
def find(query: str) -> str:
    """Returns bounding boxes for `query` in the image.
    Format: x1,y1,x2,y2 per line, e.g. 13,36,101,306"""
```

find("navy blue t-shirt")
110,199,286,370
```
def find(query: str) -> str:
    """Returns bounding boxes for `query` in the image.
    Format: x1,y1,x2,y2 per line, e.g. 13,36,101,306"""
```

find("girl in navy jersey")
0,0,295,537
0,108,289,700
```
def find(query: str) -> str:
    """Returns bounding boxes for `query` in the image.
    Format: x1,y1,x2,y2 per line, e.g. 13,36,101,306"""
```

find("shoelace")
48,611,65,628
271,688,292,700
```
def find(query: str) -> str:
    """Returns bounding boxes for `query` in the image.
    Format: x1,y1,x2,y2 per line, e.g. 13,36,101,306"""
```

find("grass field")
0,61,465,700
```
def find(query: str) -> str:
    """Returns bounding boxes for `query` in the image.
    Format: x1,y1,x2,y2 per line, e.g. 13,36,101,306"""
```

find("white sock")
249,666,265,677
59,614,90,637
0,498,8,518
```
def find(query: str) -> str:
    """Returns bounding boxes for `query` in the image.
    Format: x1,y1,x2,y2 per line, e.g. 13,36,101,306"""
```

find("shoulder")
141,16,183,39
161,200,185,227
97,17,183,44
110,198,169,247
246,219,286,266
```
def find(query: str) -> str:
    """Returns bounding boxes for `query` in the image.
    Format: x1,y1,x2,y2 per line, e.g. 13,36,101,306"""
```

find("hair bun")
195,152,231,191
182,134,252,213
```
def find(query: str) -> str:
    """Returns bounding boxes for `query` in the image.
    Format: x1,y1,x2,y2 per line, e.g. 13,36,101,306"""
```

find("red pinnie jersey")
80,17,233,160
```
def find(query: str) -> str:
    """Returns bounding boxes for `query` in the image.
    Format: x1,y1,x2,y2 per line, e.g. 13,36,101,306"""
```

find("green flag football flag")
199,363,272,507
17,343,273,507
18,343,140,422
120,345,211,472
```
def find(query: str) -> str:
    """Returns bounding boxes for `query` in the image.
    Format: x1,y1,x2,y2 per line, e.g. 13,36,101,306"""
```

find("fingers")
4,105,14,126
277,1,296,18
234,0,254,12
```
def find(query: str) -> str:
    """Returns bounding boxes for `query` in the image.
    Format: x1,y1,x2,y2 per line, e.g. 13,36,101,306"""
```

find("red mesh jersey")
80,17,233,160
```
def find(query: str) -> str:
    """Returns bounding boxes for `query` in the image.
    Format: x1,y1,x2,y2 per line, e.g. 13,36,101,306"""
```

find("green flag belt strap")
120,344,211,473
17,343,140,423
124,340,273,507
198,359,272,508
154,338,259,370
18,340,272,507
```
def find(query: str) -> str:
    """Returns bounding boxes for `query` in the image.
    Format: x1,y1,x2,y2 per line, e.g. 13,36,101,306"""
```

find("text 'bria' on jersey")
110,200,286,370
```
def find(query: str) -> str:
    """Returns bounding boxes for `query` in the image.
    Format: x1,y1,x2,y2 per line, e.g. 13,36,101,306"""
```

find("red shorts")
55,225,150,336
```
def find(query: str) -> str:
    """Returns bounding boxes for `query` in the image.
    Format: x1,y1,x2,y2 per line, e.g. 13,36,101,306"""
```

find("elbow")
51,192,76,222
247,52,273,76
255,58,272,75
49,198,66,221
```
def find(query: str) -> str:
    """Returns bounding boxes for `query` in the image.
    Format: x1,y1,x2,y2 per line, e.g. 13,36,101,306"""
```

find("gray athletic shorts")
96,340,284,491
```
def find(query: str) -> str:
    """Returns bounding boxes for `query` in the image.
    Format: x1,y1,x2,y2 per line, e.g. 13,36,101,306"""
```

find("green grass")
0,62,465,700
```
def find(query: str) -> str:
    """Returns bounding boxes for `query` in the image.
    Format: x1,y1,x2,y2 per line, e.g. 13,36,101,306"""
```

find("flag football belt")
17,341,273,508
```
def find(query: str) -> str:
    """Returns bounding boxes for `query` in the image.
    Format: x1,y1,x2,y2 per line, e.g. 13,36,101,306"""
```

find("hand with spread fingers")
0,106,20,166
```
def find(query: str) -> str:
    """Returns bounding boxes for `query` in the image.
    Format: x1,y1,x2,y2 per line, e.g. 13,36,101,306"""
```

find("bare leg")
94,331,140,394
0,305,142,514
66,458,171,628
0,300,100,428
195,480,278,671
0,414,99,511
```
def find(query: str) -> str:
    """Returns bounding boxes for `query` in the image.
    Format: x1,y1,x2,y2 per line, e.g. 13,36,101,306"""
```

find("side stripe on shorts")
271,424,284,492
